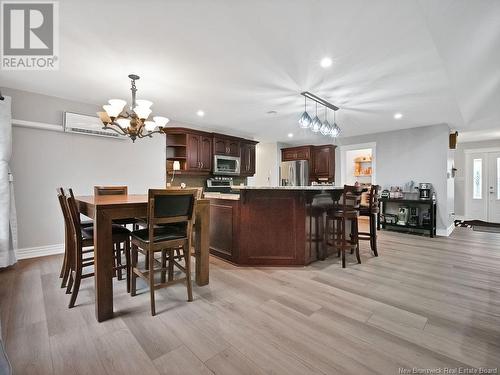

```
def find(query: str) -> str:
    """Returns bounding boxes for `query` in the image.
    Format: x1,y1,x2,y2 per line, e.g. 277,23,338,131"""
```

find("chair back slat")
339,185,362,212
94,186,128,196
369,185,380,212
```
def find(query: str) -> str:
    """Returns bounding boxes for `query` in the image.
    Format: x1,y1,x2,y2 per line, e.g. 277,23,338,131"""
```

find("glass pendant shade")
108,99,126,111
330,122,341,138
144,121,157,131
320,120,331,135
135,99,153,109
153,116,170,128
103,104,122,118
134,106,152,120
311,116,322,133
298,111,312,129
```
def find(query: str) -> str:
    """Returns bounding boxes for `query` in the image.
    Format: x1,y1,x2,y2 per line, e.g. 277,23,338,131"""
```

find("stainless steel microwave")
213,155,240,175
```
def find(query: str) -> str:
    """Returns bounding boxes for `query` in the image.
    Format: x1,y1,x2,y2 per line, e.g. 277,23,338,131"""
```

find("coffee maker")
408,207,419,226
419,183,432,200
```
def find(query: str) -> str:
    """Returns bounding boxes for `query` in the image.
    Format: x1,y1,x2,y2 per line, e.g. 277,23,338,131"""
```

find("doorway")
465,149,500,223
340,142,376,186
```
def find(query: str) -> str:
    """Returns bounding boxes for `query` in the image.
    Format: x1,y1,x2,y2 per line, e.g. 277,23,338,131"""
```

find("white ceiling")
1,0,499,142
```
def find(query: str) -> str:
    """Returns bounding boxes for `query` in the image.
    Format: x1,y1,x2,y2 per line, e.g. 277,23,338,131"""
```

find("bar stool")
325,185,362,268
130,189,197,316
358,185,380,257
57,190,131,307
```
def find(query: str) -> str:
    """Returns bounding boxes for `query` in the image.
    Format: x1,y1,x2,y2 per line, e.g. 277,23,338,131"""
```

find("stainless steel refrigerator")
280,160,309,186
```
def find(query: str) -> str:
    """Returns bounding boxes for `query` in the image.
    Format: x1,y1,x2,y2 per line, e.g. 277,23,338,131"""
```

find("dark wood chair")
130,189,198,316
94,185,142,277
58,190,131,307
358,185,380,257
325,185,362,268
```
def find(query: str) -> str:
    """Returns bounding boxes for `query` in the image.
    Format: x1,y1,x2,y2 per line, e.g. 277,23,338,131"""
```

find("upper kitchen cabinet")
213,134,240,156
166,128,212,174
240,141,258,176
281,146,311,161
312,145,335,180
281,144,336,183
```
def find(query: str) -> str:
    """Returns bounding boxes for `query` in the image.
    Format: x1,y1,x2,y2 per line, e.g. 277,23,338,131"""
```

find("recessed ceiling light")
287,133,294,138
320,57,332,68
394,113,403,119
196,110,205,117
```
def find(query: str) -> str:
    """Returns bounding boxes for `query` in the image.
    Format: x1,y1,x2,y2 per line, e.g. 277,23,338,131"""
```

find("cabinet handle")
201,162,204,168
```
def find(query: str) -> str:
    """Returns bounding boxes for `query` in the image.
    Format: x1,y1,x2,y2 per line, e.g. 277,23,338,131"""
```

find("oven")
213,155,240,175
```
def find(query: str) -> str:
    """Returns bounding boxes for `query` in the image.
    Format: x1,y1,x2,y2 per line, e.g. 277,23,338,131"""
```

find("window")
473,158,482,199
497,158,500,200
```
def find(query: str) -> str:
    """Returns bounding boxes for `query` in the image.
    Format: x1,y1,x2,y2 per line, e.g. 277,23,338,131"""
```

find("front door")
487,152,500,223
465,151,500,223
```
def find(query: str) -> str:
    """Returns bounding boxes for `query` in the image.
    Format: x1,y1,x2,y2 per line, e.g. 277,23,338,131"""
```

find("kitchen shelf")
167,156,187,160
382,223,433,230
167,144,187,147
354,173,372,177
379,198,436,237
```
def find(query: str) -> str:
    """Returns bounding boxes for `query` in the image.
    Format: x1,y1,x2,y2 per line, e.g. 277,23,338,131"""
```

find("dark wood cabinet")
213,135,240,157
313,145,334,178
282,146,311,161
186,133,212,172
240,141,257,176
166,128,257,176
281,144,336,183
209,199,239,262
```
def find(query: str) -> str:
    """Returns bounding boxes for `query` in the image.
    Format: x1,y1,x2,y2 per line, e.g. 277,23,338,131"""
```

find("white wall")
454,139,500,217
335,124,452,233
4,88,166,249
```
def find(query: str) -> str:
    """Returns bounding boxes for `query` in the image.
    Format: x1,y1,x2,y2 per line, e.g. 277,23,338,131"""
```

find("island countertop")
231,185,343,190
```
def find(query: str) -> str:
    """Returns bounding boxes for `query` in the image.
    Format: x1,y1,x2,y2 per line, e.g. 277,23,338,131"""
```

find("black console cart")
379,198,437,237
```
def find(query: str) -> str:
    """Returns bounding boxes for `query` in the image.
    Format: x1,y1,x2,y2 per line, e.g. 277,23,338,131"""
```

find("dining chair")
130,189,198,316
59,191,131,307
325,185,362,268
358,185,380,257
93,185,143,278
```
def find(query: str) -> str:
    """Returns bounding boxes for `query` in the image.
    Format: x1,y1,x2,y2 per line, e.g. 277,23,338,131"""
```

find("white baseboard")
15,243,64,260
436,224,455,237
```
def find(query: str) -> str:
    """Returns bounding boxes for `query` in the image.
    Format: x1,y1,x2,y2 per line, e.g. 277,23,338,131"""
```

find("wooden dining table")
75,194,210,322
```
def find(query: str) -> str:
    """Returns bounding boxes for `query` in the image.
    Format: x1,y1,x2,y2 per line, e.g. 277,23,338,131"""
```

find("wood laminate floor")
1,225,500,375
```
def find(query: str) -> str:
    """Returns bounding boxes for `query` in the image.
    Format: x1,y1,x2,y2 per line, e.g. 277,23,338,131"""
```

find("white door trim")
339,142,377,185
464,147,500,154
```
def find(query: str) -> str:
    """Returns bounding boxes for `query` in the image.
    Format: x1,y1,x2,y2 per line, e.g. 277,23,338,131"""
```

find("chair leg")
68,269,81,308
149,250,156,316
353,219,361,264
65,271,74,294
145,252,149,270
184,242,193,302
168,249,174,282
336,219,341,258
161,249,167,283
125,239,131,293
116,243,123,280
371,214,379,257
131,244,138,296
341,219,346,268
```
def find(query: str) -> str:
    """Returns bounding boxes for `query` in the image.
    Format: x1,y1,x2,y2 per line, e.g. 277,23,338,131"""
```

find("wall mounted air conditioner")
63,111,126,139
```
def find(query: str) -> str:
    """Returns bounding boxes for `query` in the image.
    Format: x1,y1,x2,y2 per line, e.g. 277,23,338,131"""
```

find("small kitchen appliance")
408,207,419,226
206,177,233,193
397,207,409,225
419,183,432,200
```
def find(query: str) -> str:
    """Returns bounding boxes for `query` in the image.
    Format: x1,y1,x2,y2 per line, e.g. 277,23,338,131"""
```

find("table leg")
195,200,210,286
94,208,114,322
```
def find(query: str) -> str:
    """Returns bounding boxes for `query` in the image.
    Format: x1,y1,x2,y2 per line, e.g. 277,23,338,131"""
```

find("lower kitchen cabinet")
208,198,240,262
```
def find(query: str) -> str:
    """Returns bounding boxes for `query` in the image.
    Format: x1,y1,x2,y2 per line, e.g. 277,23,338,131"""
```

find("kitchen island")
207,186,343,266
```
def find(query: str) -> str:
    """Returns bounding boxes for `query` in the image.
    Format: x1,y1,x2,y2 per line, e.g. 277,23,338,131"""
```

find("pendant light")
311,102,322,133
298,96,312,129
330,110,341,138
320,107,331,135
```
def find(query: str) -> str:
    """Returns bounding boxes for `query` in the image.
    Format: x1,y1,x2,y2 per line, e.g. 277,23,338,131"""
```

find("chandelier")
97,74,169,142
298,91,340,138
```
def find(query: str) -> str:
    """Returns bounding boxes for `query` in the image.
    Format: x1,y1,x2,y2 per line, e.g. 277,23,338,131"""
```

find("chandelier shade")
297,92,341,139
98,74,169,142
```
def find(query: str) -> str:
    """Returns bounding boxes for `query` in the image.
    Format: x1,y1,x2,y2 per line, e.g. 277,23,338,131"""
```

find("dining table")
75,194,210,322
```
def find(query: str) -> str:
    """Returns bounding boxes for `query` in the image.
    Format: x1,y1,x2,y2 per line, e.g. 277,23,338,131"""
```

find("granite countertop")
203,192,240,200
231,185,343,190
